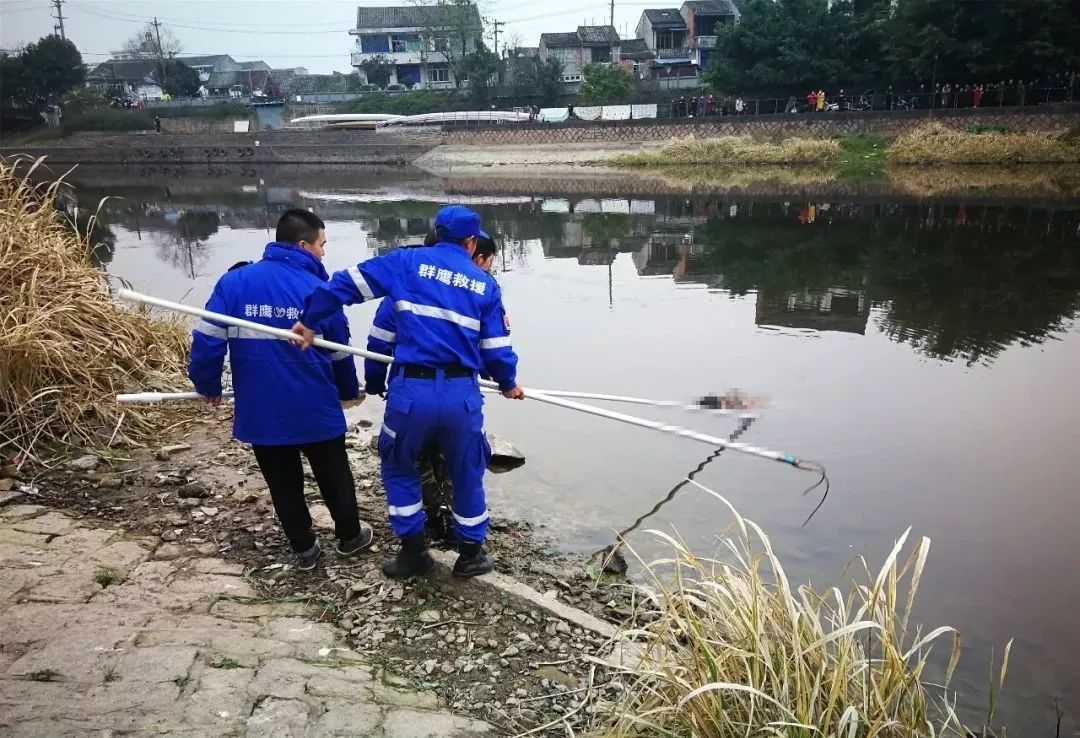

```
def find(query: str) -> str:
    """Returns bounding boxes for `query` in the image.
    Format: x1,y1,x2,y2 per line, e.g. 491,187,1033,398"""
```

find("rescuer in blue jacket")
291,205,524,580
366,233,499,543
189,209,373,572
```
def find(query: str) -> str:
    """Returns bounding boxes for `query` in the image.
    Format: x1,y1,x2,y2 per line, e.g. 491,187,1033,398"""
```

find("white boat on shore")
286,113,405,130
376,111,532,128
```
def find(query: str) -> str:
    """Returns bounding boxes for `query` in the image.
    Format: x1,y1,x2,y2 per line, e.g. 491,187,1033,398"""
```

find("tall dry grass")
888,122,1080,165
599,480,1010,737
0,156,189,464
613,135,841,167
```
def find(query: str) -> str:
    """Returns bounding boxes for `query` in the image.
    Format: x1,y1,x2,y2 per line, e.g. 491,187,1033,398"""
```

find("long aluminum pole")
121,387,757,419
115,288,802,467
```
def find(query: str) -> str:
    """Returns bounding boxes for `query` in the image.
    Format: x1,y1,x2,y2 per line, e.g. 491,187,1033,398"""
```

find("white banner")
631,104,658,119
574,106,602,120
539,107,569,123
601,105,631,120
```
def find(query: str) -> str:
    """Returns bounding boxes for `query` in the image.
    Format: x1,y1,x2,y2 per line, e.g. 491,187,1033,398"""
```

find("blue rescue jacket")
303,241,517,391
188,242,360,446
365,296,496,395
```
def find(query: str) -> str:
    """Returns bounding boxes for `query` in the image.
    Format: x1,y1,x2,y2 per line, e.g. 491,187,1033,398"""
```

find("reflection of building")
755,287,869,335
367,216,433,254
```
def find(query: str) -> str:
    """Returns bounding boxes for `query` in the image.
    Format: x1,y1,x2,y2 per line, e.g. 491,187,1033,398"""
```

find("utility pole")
491,18,505,57
152,17,167,91
52,0,66,40
610,0,614,28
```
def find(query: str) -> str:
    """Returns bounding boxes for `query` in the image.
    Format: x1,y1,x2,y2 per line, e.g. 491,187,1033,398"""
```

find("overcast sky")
1,0,654,74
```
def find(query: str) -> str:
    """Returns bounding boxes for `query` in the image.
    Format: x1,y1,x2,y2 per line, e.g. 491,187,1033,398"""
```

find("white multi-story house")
538,26,621,90
634,1,739,87
349,4,483,89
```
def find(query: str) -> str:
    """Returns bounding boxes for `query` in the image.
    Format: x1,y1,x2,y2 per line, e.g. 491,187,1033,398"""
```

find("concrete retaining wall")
0,130,442,166
446,106,1080,145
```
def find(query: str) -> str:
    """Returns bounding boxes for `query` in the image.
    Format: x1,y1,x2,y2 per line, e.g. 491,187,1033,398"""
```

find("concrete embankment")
0,130,442,166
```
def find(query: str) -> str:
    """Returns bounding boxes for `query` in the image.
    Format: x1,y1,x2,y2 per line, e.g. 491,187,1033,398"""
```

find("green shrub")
63,109,154,132
345,91,469,116
153,102,249,120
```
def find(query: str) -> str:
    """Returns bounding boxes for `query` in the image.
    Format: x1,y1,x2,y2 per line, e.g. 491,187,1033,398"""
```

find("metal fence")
655,86,1078,119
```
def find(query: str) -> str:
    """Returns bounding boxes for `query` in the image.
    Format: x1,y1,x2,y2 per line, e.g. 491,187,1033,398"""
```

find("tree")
60,86,106,117
155,60,199,97
456,43,498,99
420,0,484,89
122,21,183,92
579,63,633,104
360,55,394,88
122,22,183,61
0,35,84,109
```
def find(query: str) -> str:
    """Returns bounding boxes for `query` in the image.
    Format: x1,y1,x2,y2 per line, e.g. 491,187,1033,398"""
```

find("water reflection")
87,185,1080,367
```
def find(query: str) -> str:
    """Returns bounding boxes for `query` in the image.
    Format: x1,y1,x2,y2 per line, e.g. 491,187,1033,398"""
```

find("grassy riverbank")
612,123,1080,172
599,481,1011,737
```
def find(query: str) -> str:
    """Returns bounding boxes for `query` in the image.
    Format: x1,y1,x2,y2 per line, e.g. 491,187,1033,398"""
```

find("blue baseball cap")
434,205,490,241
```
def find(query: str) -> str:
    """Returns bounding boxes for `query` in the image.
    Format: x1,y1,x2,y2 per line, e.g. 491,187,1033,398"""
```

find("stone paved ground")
0,504,491,738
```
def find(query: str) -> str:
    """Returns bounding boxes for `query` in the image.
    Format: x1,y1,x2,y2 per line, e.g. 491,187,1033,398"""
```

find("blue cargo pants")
378,371,492,543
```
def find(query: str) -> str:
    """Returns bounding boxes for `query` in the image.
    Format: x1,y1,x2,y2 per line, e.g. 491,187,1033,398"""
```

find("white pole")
115,288,802,467
117,391,234,404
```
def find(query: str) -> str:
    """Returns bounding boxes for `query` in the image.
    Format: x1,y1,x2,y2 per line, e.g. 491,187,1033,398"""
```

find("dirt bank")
1,405,635,736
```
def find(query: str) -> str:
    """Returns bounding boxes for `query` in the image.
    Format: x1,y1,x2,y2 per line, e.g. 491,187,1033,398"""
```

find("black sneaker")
335,523,374,556
296,540,322,572
382,534,435,580
453,542,494,579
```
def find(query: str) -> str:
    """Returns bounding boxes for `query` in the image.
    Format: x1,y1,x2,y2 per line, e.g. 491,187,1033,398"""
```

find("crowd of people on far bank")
665,73,1077,119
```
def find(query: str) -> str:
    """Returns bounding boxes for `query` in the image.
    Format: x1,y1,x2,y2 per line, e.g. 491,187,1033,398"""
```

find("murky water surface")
71,167,1080,731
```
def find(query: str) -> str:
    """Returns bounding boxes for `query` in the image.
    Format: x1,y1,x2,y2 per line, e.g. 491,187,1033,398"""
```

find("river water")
71,166,1080,732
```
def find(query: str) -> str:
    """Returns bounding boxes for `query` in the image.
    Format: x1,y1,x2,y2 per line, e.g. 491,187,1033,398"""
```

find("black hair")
474,234,497,259
423,230,437,246
276,209,324,244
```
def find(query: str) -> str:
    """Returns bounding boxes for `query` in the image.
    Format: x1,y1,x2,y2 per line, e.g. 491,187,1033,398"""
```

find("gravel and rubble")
2,407,641,735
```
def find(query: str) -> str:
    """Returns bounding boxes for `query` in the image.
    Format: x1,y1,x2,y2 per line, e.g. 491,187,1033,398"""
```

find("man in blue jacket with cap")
189,209,373,572
291,205,524,580
366,233,499,543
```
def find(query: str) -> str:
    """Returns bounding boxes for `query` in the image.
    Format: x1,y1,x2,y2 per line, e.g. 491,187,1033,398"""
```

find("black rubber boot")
382,534,434,580
453,541,494,579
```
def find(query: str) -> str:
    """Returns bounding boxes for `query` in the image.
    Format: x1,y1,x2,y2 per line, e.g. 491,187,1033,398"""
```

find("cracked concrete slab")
0,509,492,737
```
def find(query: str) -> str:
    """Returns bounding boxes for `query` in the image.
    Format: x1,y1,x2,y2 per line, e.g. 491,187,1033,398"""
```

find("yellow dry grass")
887,122,1080,165
886,163,1080,198
613,134,841,167
0,156,189,464
598,480,1011,737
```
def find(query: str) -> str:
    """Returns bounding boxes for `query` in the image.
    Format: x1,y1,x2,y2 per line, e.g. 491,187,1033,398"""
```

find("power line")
66,4,351,34
66,0,352,29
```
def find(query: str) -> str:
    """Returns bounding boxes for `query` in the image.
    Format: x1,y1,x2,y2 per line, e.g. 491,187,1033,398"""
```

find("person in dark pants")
188,209,373,571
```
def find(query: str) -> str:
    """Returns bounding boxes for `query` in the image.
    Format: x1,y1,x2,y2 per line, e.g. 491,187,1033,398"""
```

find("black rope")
794,458,831,527
604,415,756,546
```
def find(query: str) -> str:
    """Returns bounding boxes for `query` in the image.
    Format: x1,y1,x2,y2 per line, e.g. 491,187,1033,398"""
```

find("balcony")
695,35,717,48
351,50,447,67
655,47,691,60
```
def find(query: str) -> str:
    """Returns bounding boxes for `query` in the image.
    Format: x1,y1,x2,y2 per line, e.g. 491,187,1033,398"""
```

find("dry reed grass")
0,156,189,465
598,480,1010,737
888,122,1080,165
613,135,842,167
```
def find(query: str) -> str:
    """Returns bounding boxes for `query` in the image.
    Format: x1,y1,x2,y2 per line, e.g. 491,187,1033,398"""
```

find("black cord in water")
794,458,831,527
